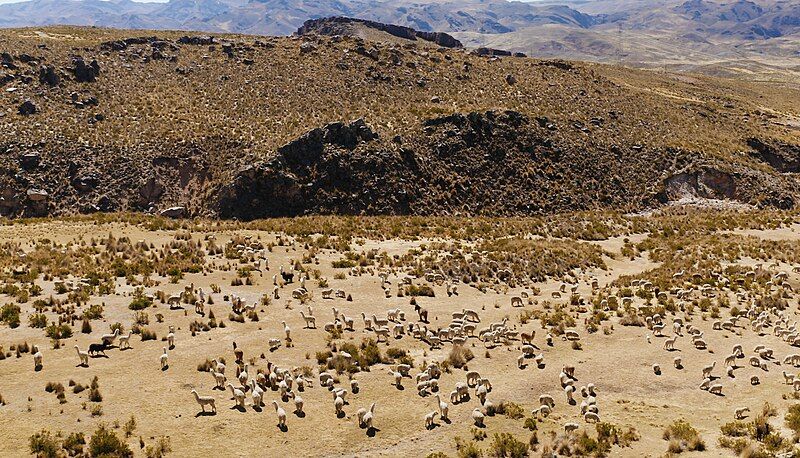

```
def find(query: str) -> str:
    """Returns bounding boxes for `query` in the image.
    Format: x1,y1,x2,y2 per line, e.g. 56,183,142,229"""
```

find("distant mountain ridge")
0,0,798,79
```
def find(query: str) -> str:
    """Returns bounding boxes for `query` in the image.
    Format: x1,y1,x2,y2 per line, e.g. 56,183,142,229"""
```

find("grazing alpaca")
191,390,216,414
32,345,42,369
160,347,169,369
472,408,484,427
74,346,89,367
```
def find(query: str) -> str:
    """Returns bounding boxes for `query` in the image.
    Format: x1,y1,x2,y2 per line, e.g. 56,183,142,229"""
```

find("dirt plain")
1,213,800,457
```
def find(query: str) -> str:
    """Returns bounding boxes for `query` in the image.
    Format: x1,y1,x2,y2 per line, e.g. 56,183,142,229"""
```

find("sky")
0,0,548,5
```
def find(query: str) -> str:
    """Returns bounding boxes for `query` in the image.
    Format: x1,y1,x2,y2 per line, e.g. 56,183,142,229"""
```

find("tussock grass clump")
445,346,474,370
663,420,705,453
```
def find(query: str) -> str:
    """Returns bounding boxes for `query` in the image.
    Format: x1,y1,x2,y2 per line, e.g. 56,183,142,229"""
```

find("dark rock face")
747,138,800,173
72,57,100,83
38,65,60,87
296,17,463,48
177,36,215,46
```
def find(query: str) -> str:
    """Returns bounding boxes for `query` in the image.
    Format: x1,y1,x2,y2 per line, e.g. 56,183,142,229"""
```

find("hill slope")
0,26,798,219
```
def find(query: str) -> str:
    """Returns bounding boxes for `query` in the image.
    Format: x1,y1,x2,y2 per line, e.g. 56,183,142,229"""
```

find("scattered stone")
18,100,37,115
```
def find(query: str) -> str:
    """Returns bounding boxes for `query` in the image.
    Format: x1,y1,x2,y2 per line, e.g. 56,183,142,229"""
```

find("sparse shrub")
29,313,48,328
446,346,474,369
486,432,528,458
663,420,705,453
88,424,132,457
29,430,60,458
1,303,21,328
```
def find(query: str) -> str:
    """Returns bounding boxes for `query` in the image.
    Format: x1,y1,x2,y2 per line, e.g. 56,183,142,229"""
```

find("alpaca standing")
74,346,89,367
191,390,216,414
160,347,169,369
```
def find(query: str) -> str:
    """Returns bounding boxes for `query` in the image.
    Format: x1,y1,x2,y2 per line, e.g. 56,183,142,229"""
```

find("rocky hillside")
0,27,798,219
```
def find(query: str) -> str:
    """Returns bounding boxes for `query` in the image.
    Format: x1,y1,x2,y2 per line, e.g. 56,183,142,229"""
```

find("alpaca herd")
8,226,800,456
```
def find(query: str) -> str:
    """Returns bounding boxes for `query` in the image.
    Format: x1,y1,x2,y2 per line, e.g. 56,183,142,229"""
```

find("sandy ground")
1,221,799,457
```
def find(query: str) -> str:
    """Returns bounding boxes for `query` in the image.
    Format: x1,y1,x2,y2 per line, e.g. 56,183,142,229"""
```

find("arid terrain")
2,210,800,457
0,26,799,220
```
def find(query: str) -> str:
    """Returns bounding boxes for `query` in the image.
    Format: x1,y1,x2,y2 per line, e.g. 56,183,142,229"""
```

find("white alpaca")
273,401,287,427
101,328,120,346
334,394,345,415
167,326,175,348
191,390,216,414
239,364,250,387
160,347,168,369
250,380,264,407
735,407,750,420
212,359,226,374
702,361,716,379
361,402,376,429
663,336,677,351
74,346,88,367
425,411,438,428
282,321,291,340
584,412,600,423
435,394,448,420
539,394,555,408
472,408,484,427
118,331,133,350
227,383,245,408
291,392,304,415
300,311,316,329
211,371,226,389
709,383,723,395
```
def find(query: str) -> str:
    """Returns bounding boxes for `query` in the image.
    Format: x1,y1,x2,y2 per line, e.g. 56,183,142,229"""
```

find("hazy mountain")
0,0,798,79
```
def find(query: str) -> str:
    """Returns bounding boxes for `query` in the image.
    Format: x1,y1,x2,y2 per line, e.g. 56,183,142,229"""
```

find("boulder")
18,100,37,115
20,152,40,169
38,65,60,87
26,188,48,201
160,206,186,218
72,57,100,83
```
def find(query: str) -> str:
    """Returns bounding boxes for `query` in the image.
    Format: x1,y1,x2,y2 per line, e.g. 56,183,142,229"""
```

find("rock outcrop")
296,17,463,48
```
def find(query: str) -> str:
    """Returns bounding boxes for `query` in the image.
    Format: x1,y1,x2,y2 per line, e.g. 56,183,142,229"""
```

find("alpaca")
300,311,316,329
167,326,175,349
212,359,226,374
472,408,484,427
160,347,169,369
434,394,448,420
118,331,133,350
334,394,345,415
361,402,376,429
735,407,750,420
709,384,723,395
32,345,42,369
287,392,303,415
227,383,245,408
191,390,216,414
74,346,89,367
584,412,600,423
702,362,716,379
282,321,291,340
425,411,438,429
239,364,250,387
212,371,226,389
273,401,287,428
101,328,120,346
250,380,264,407
88,343,108,356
